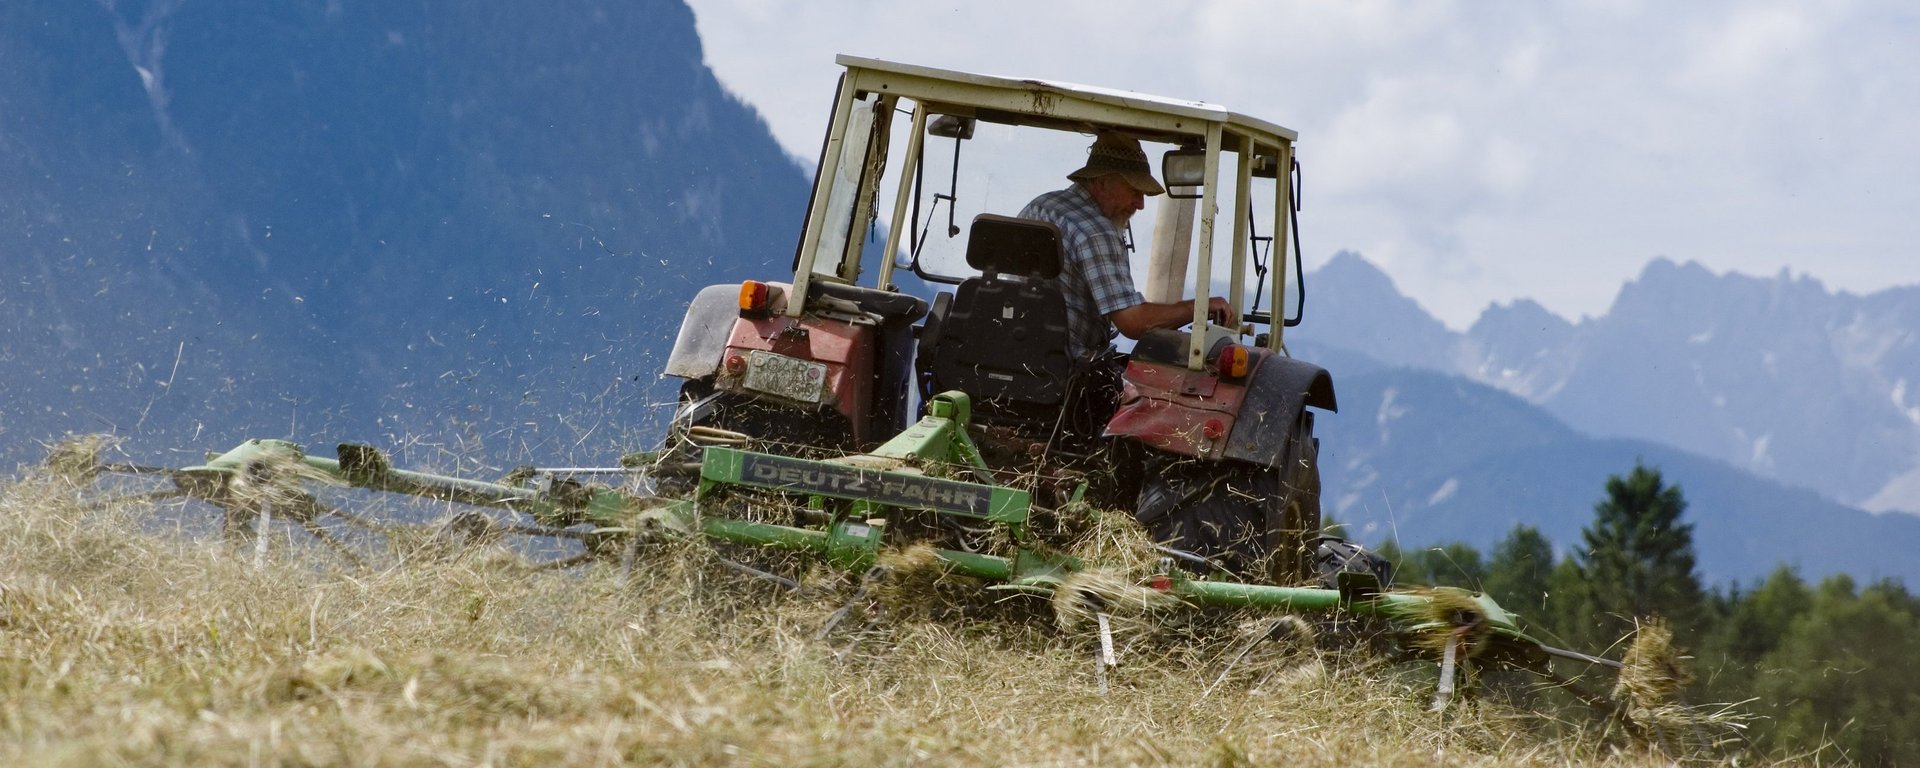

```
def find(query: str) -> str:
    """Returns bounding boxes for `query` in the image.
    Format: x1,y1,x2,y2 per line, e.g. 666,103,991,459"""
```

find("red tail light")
738,281,774,314
1215,344,1251,379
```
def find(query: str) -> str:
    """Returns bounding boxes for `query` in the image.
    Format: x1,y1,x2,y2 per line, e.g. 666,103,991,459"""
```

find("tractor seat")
811,281,930,323
917,214,1074,430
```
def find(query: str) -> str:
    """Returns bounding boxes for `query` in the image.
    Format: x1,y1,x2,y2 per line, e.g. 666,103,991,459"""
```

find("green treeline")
1371,462,1920,766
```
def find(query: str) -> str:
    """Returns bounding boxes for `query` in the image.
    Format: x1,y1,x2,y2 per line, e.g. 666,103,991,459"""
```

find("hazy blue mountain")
1303,251,1460,372
1297,253,1920,513
1,0,808,467
1311,366,1920,586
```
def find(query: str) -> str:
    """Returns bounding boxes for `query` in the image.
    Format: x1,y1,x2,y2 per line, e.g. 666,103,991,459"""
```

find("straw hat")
1067,133,1165,196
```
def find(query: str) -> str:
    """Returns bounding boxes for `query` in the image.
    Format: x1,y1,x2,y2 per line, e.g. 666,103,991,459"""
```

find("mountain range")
1293,254,1920,584
1301,252,1920,513
1,0,806,469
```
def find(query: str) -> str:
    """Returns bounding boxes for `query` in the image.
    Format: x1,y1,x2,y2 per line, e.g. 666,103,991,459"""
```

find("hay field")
0,470,1732,767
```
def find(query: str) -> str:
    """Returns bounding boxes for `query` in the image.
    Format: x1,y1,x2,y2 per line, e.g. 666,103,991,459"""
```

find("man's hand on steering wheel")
1204,296,1239,328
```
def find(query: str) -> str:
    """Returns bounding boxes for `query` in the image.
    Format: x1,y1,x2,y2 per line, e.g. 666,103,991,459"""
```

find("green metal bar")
317,458,541,507
932,549,1013,581
678,505,1017,581
1171,580,1352,612
699,516,831,551
182,440,538,509
1170,578,1545,658
1169,579,1469,618
699,445,1028,524
179,439,622,528
925,393,992,473
861,392,989,473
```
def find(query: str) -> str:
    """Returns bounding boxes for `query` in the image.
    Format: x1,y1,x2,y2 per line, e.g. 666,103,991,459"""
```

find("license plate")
742,350,827,404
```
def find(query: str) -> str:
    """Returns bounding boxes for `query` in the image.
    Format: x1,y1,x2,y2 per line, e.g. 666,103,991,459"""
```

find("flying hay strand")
1051,567,1180,632
870,543,954,621
44,434,118,485
1060,502,1163,576
1394,587,1492,658
1611,618,1749,755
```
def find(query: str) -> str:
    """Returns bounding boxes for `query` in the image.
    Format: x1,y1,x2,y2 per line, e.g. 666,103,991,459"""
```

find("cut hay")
1614,619,1691,709
1392,587,1493,658
869,542,957,622
1610,619,1749,754
1050,567,1180,632
1057,501,1163,576
0,472,1731,765
42,434,118,485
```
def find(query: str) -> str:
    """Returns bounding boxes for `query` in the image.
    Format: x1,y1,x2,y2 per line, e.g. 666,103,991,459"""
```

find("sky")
684,0,1919,329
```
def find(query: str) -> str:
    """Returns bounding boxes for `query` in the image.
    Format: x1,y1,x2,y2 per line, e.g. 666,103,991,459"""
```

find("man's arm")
1108,296,1238,340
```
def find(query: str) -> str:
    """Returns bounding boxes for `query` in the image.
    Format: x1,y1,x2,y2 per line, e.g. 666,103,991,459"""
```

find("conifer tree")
1415,541,1487,588
1484,524,1555,618
1697,566,1809,702
1544,557,1589,645
1373,540,1407,586
1567,462,1705,646
1754,576,1920,765
1376,540,1485,588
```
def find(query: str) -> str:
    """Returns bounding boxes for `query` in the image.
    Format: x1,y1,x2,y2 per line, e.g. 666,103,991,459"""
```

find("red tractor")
661,57,1336,584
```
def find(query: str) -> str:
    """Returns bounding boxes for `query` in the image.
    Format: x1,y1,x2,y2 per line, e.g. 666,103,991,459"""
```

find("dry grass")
0,469,1760,767
1612,620,1751,755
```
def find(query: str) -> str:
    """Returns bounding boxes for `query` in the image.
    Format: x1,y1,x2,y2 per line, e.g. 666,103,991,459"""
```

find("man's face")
1087,175,1146,227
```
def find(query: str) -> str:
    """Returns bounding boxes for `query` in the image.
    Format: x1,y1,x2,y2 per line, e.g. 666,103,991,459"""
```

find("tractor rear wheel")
1133,412,1321,583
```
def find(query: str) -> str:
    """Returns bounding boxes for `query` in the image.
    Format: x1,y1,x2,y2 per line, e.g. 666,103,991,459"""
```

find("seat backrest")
965,214,1062,279
918,215,1072,425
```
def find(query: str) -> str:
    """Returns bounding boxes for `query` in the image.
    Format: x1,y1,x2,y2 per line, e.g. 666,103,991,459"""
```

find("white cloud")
1318,77,1468,196
686,0,1920,328
1679,5,1818,91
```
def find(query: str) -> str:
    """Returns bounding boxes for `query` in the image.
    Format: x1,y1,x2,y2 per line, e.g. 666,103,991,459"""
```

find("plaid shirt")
1019,185,1144,360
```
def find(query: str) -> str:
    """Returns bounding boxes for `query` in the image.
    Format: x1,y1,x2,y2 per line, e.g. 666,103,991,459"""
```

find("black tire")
1308,535,1394,591
1271,412,1323,583
1132,412,1321,583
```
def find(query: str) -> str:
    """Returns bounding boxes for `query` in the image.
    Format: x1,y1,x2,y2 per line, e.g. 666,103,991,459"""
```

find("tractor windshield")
885,111,1295,335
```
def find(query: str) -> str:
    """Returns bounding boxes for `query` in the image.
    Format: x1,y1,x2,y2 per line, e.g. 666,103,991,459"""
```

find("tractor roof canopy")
834,55,1297,149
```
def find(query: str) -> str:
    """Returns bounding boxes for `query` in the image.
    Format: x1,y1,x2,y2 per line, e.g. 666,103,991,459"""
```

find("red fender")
1104,358,1249,460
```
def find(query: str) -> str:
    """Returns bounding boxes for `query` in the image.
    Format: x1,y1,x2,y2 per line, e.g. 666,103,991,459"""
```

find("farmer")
1018,131,1238,363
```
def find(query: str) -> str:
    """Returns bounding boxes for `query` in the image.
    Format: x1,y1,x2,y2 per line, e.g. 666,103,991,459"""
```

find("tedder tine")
526,552,597,572
1539,643,1626,669
499,523,599,541
620,531,641,585
716,557,802,591
1430,629,1464,712
82,488,190,510
297,517,370,570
